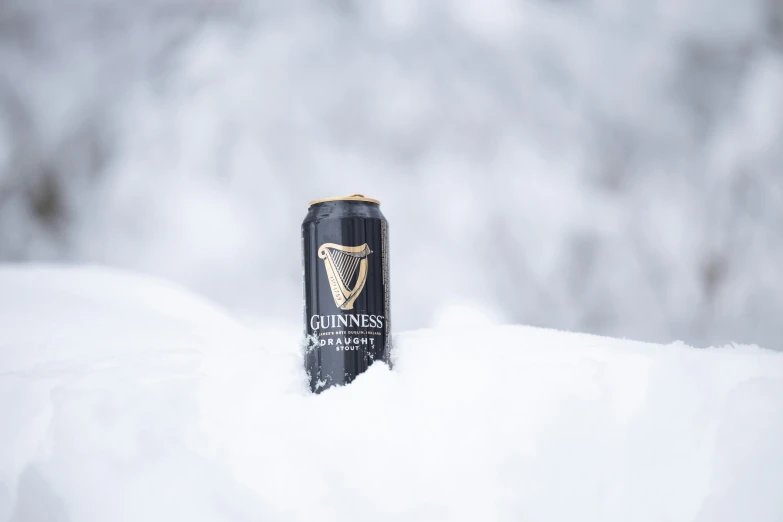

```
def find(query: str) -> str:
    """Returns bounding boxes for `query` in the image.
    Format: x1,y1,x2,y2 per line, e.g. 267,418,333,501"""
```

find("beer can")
302,194,391,393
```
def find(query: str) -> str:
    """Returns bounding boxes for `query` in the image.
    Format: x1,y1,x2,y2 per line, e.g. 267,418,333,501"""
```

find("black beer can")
302,194,391,393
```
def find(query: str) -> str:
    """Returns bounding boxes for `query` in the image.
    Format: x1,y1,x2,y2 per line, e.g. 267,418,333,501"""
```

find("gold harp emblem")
318,243,372,310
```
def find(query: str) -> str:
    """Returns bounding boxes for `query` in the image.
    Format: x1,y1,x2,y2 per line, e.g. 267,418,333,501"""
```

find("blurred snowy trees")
1,0,782,348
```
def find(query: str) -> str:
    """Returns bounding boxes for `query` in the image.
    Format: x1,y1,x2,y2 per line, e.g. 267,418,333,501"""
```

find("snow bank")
1,266,782,522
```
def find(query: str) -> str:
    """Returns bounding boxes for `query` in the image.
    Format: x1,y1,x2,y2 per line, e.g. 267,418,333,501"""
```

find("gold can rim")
308,194,380,206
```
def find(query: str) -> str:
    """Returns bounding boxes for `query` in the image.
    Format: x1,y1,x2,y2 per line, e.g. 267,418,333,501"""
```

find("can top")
308,194,380,207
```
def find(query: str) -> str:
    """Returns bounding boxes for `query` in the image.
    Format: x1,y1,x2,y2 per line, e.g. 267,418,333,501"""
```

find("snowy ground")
1,265,782,522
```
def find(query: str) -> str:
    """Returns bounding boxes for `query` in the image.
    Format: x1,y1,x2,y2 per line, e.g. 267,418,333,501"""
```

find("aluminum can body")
302,196,390,393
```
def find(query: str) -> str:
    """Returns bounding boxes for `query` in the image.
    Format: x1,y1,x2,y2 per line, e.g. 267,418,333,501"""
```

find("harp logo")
318,243,372,310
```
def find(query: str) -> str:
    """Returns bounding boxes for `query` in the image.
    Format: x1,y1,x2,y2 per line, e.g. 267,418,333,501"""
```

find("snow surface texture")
1,1,783,349
1,265,782,522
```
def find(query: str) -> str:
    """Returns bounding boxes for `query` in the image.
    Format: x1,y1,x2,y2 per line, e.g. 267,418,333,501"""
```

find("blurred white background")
0,0,781,348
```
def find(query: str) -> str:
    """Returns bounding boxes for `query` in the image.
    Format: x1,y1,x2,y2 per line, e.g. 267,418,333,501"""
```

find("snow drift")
1,265,782,522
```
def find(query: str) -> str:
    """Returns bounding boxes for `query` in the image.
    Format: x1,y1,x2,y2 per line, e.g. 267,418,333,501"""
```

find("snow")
3,0,783,349
1,265,782,522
